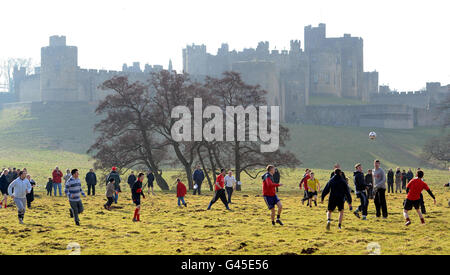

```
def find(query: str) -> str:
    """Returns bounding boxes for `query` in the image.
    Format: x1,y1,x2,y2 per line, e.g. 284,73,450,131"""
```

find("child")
46,178,53,196
176,178,187,207
306,172,320,207
131,173,146,222
403,170,436,226
104,178,115,210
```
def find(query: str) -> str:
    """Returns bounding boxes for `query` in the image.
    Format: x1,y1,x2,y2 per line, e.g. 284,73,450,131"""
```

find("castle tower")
304,23,326,52
40,35,79,101
168,59,173,72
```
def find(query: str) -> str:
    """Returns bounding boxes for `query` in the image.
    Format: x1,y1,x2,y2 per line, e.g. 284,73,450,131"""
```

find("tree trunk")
207,145,218,187
235,140,241,191
154,171,169,190
197,145,213,191
172,143,194,189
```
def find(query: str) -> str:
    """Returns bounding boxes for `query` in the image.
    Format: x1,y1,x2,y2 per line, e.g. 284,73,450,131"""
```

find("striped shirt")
65,177,85,202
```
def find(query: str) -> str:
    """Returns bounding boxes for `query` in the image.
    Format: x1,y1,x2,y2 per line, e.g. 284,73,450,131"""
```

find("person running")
85,168,97,196
176,178,187,207
299,169,310,205
224,170,236,204
131,173,146,222
65,169,86,226
46,178,53,196
401,169,408,190
353,163,369,220
262,165,283,225
106,167,121,204
26,175,36,208
146,171,155,195
403,170,436,226
192,165,205,195
365,169,374,199
207,168,231,211
104,178,115,211
8,170,32,224
306,172,320,207
52,166,63,196
0,169,9,208
395,168,402,193
387,169,394,193
127,171,136,189
373,160,388,218
321,169,352,230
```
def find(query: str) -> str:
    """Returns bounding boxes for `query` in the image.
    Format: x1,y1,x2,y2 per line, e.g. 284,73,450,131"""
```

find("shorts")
148,181,154,188
308,191,317,197
263,195,280,210
403,199,421,210
132,195,141,206
328,198,345,212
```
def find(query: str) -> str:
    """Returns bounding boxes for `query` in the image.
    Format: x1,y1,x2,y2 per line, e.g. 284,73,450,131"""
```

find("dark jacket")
107,171,121,191
0,174,9,193
273,169,280,184
365,174,373,187
147,172,155,184
401,172,407,183
406,171,414,181
330,171,347,183
85,172,97,185
128,174,137,187
322,174,352,204
192,169,204,183
26,180,36,203
353,171,367,192
46,180,53,191
387,170,394,184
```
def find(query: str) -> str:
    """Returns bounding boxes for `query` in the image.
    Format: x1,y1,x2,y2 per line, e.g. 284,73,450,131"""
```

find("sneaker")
103,204,107,210
75,221,80,226
338,224,342,230
272,221,276,226
420,218,425,224
276,219,284,226
184,203,187,207
132,218,137,222
405,220,411,226
362,216,367,220
326,221,331,231
19,218,24,224
353,211,360,219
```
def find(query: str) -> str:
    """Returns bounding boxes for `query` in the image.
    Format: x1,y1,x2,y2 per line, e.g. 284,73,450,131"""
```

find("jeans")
14,197,27,220
87,184,96,196
113,191,118,203
54,183,62,196
225,186,234,203
356,191,368,216
177,196,186,206
69,200,84,223
374,188,388,218
193,181,202,195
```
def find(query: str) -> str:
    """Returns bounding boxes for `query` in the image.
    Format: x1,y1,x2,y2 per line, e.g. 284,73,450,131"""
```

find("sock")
137,213,140,221
133,208,139,219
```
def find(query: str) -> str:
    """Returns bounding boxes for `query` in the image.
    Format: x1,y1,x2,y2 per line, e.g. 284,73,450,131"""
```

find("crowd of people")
0,160,443,229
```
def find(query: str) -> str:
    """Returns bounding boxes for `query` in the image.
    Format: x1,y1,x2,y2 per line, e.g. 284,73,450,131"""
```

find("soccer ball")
369,131,377,140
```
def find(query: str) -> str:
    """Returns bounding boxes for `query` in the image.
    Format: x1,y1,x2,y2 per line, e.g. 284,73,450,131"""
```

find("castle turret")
40,35,79,101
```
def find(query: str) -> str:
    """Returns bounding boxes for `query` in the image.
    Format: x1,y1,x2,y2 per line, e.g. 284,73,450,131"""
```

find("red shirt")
177,181,187,197
215,174,225,191
52,170,63,183
300,174,310,190
263,173,280,197
406,178,430,201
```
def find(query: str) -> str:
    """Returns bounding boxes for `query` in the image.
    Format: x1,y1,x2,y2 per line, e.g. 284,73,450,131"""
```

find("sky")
1,0,449,91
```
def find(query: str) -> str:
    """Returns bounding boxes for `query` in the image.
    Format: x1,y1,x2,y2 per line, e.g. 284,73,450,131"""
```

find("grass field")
0,102,449,255
0,168,449,255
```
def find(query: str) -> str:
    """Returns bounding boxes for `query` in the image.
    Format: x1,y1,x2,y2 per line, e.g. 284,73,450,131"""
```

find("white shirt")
8,177,32,199
224,175,236,188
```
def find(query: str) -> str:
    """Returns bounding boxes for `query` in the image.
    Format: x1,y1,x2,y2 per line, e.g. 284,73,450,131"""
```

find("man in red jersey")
263,165,284,225
207,168,231,211
403,170,436,226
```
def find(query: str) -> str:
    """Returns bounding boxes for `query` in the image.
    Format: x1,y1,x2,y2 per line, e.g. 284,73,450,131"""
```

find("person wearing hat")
106,167,121,204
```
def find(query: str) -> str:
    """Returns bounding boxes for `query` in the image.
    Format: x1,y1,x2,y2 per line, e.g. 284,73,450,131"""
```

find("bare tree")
0,58,34,92
87,75,170,190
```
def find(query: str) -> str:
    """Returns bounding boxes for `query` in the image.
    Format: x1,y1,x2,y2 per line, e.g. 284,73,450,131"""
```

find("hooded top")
321,174,352,204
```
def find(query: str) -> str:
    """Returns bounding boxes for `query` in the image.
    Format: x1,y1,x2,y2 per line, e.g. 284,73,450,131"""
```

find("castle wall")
370,91,430,109
18,75,41,102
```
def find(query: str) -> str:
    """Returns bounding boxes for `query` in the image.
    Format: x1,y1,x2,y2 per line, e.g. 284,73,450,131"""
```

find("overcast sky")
2,0,449,91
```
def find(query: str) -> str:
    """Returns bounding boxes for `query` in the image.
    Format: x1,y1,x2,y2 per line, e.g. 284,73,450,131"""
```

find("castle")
8,24,449,129
12,35,164,103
